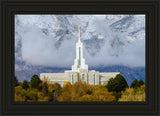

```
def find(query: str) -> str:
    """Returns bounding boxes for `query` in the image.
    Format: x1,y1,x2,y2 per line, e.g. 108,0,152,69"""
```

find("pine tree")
138,79,144,86
131,79,144,89
30,74,42,89
106,74,128,92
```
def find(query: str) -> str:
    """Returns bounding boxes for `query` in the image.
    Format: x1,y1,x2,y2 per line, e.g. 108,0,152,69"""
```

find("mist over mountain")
15,15,145,85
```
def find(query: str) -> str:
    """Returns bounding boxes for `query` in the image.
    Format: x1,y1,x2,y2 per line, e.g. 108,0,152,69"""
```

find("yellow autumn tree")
77,85,116,102
15,85,39,102
57,82,72,101
70,80,115,102
71,80,89,101
92,85,116,101
118,84,145,102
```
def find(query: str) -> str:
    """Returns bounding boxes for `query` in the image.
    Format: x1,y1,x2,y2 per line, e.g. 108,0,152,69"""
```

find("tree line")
14,74,145,102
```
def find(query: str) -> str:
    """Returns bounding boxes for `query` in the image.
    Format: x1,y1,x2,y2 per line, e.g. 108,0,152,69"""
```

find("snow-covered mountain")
15,15,145,85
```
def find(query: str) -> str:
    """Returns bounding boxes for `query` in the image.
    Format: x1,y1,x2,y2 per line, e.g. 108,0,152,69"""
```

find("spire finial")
78,25,80,31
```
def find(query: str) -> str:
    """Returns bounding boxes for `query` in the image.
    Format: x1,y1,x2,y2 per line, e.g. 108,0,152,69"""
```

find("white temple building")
40,26,120,87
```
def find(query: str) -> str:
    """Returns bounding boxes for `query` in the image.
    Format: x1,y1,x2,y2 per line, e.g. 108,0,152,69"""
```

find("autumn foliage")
57,80,116,102
14,74,145,102
119,84,145,102
15,79,116,102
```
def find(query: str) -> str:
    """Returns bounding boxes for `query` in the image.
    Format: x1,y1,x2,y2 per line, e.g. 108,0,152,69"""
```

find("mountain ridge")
15,65,145,86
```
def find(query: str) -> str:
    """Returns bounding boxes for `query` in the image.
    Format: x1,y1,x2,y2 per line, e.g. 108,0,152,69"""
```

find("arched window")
93,74,95,85
72,74,74,84
82,74,85,81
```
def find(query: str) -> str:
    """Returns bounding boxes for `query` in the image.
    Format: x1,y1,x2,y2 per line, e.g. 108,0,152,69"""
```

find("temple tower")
72,25,88,72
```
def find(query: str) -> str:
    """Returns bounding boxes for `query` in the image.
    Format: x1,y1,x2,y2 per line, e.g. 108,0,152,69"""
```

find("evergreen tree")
131,79,139,88
106,74,128,92
131,79,144,89
22,80,29,90
30,74,42,89
138,79,144,86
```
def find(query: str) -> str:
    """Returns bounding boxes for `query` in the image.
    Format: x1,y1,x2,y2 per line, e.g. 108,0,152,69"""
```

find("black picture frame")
0,0,159,115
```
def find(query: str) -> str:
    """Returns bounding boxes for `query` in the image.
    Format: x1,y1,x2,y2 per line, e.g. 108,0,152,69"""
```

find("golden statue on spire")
78,25,80,31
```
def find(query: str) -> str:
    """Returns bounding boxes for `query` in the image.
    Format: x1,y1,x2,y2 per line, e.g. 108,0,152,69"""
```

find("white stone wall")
64,71,79,84
72,72,79,84
99,72,120,85
40,73,69,87
40,72,119,87
88,70,99,85
95,71,100,85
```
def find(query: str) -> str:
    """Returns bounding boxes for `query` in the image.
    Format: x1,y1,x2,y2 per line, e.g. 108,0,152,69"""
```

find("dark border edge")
0,0,160,116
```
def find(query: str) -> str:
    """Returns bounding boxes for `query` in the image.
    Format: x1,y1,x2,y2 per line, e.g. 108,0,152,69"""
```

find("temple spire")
78,25,81,42
71,25,88,71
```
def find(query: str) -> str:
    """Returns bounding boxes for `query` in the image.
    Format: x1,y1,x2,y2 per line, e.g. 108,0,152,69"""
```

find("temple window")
82,74,85,81
72,74,74,84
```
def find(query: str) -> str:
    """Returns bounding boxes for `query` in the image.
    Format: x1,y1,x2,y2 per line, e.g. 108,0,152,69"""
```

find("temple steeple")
71,25,88,71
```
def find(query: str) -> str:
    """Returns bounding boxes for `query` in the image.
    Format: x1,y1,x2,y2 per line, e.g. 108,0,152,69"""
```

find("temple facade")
40,26,120,87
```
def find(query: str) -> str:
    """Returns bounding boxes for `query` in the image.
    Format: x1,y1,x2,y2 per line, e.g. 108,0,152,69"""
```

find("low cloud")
15,15,145,69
